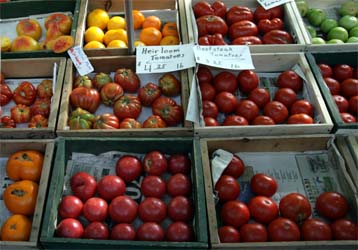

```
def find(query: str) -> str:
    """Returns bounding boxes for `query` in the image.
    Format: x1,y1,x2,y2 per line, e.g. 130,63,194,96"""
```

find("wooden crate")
40,137,208,249
183,0,305,53
189,53,333,137
0,57,66,139
0,139,55,250
306,52,358,132
200,135,358,249
0,0,80,59
57,56,193,137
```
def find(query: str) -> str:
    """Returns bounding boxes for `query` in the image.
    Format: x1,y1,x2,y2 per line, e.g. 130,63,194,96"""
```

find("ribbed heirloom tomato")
138,83,161,106
114,68,141,93
0,83,12,106
13,81,36,106
70,87,100,113
113,95,142,120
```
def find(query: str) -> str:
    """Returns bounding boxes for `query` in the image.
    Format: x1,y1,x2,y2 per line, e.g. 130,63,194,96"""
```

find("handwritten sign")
136,44,195,73
67,46,94,76
192,45,254,70
257,0,293,10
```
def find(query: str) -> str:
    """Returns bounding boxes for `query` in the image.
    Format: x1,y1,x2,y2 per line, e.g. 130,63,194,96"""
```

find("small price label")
67,46,94,76
136,44,195,74
193,45,255,70
257,0,292,10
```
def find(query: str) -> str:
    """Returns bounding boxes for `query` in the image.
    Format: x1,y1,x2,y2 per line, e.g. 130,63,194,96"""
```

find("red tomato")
263,30,293,44
222,115,248,126
152,96,183,126
166,222,194,242
109,196,138,223
279,193,311,223
204,117,219,126
268,218,300,241
341,78,358,97
116,155,142,183
138,197,167,223
13,81,36,106
254,5,284,21
168,154,191,175
240,223,268,242
0,84,12,106
353,67,358,78
28,114,48,128
211,1,226,18
315,192,349,220
200,82,216,101
226,6,254,26
252,115,276,125
137,222,164,241
10,104,31,123
324,77,340,95
55,218,84,238
277,70,303,92
238,70,259,94
290,100,314,116
141,175,166,198
83,222,109,240
331,219,358,240
333,64,353,82
97,175,126,201
196,15,228,36
119,118,142,129
202,100,219,118
258,18,283,34
192,1,226,18
138,82,161,106
113,95,142,120
333,95,349,112
301,219,332,241
248,88,270,108
349,96,358,115
110,223,136,240
168,196,194,222
159,73,181,97
236,99,259,122
222,155,245,179
288,114,314,124
340,112,356,123
218,226,240,243
83,197,108,222
143,150,168,176
100,82,124,106
31,98,51,118
58,195,83,219
263,101,288,123
70,172,97,202
221,200,250,227
93,113,120,129
215,91,239,113
142,115,167,128
197,65,213,83
215,175,240,202
318,64,333,78
199,33,228,47
248,196,279,224
70,87,100,113
214,71,238,93
251,173,277,197
114,68,140,93
274,88,298,108
229,20,258,41
167,173,192,197
231,36,263,45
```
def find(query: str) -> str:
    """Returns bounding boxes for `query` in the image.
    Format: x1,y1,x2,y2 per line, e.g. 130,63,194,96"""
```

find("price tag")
193,45,255,70
67,46,94,76
257,0,293,10
136,44,195,74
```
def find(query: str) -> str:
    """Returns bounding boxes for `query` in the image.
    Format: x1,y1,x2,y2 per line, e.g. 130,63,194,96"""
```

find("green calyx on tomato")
68,107,95,130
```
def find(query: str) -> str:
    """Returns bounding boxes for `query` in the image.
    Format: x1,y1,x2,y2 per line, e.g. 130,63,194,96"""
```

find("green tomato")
347,36,358,43
320,19,338,34
296,0,309,17
327,27,349,42
339,1,358,16
350,26,358,37
338,15,358,30
311,37,326,44
306,25,317,38
326,39,345,44
307,8,327,26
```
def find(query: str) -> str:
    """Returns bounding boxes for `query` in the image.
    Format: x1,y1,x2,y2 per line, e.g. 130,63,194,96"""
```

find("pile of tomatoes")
69,69,183,129
0,150,44,241
55,151,195,242
198,65,316,126
0,72,53,128
214,155,357,243
318,63,358,123
193,1,294,45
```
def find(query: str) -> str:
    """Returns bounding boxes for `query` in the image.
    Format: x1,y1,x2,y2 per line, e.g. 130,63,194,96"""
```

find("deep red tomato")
274,88,298,108
0,84,12,106
192,1,226,18
222,155,245,179
83,222,109,240
97,175,126,201
248,196,279,224
211,1,226,18
324,77,340,95
141,175,166,198
113,94,142,120
254,5,284,21
114,68,140,93
28,114,48,128
258,18,283,34
152,96,183,126
198,33,227,45
222,115,249,126
168,196,194,222
226,6,254,26
116,155,142,183
167,173,192,197
279,193,311,223
137,222,164,241
277,70,303,92
200,82,216,101
197,65,213,84
331,219,358,240
301,219,332,241
248,88,270,108
288,114,314,124
10,104,31,123
333,64,353,82
83,197,108,222
263,101,288,123
318,64,333,78
166,222,194,242
333,95,349,112
231,36,263,45
215,175,240,202
92,72,112,90
240,223,268,242
251,173,277,197
341,78,358,97
70,172,97,202
349,95,358,115
142,115,167,128
340,112,356,123
70,87,100,113
316,192,349,220
109,196,138,223
159,73,181,97
215,91,239,113
252,115,275,125
202,100,219,118
196,15,228,36
93,113,120,129
138,197,167,223
221,200,250,227
353,67,358,78
100,82,124,106
13,81,36,106
214,71,238,93
204,117,219,126
218,226,240,243
235,99,259,122
168,154,191,175
263,30,293,44
110,223,136,240
291,100,314,116
228,20,258,41
58,195,83,219
138,82,161,106
119,118,142,129
268,218,300,241
55,218,84,238
237,70,259,94
31,98,51,118
143,150,168,176
0,116,16,128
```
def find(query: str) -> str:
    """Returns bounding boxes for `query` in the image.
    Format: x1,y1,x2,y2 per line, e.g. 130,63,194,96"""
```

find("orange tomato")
1,214,32,241
3,180,39,216
139,27,162,46
132,10,145,30
162,22,179,37
6,150,44,182
142,15,162,30
160,35,180,45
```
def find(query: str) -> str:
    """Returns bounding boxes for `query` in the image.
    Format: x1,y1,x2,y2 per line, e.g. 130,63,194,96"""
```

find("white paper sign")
67,46,94,76
257,0,293,10
193,45,255,70
136,44,195,74
185,75,200,124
